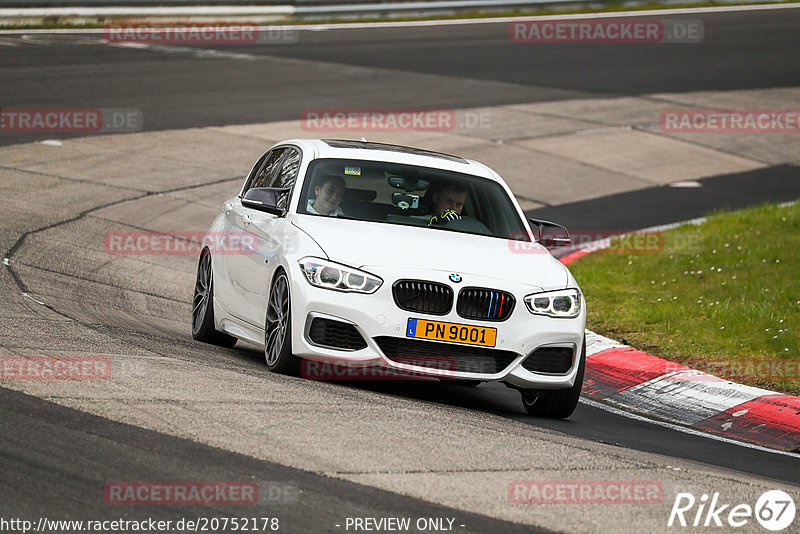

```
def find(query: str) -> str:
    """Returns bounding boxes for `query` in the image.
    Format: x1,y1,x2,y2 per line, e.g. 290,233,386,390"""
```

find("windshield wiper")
333,215,367,221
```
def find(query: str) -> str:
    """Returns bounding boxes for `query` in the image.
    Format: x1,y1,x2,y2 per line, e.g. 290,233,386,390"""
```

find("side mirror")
241,187,289,216
528,218,572,249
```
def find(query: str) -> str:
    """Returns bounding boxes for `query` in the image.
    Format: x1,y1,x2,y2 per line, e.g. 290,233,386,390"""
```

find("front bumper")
288,263,586,389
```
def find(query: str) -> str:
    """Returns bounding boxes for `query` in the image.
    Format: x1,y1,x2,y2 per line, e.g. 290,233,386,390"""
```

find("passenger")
427,184,467,226
308,174,346,217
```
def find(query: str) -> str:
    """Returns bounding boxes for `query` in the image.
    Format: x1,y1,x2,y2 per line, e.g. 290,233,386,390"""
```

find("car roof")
275,138,500,181
321,139,466,163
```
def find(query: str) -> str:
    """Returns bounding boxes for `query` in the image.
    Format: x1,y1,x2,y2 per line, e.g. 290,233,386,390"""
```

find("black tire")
520,339,585,418
264,271,300,375
192,249,237,347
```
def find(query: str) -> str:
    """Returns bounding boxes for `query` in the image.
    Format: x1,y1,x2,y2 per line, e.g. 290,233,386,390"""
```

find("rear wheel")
264,271,300,375
520,339,585,418
192,249,237,347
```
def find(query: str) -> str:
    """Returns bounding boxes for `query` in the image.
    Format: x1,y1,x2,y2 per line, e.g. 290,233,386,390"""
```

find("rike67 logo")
668,490,795,531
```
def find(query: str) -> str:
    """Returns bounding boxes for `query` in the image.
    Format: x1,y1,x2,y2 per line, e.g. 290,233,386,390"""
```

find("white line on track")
580,396,799,458
0,6,295,17
107,41,259,60
283,2,800,31
20,292,46,305
0,3,799,34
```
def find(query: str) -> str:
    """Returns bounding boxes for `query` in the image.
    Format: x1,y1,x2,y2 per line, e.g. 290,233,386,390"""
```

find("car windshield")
297,158,531,242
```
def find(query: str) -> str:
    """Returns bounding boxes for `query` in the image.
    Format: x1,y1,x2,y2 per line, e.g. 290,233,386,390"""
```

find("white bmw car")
192,139,586,418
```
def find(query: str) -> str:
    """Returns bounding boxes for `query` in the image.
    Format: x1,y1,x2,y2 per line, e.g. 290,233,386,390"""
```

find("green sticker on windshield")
344,166,361,176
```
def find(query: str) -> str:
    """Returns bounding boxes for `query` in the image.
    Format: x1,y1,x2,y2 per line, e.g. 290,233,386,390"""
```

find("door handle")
243,214,252,227
224,202,232,215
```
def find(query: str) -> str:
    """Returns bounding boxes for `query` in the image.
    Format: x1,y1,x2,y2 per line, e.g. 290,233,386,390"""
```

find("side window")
241,152,268,195
243,148,286,194
270,149,301,209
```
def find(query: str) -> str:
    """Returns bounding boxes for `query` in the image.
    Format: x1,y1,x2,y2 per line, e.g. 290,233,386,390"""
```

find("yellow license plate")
406,318,497,347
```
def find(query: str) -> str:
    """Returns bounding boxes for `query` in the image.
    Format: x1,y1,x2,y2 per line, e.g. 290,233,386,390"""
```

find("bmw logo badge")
449,274,462,283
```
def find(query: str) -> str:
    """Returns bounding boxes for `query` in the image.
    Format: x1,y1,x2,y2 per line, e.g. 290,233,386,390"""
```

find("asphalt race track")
0,388,543,533
2,9,800,146
1,6,799,533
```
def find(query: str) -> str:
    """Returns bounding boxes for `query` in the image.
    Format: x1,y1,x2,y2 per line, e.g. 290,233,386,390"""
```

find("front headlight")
299,257,382,294
524,288,582,318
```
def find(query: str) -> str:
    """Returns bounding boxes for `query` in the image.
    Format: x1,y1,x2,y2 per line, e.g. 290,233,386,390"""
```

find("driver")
427,184,466,226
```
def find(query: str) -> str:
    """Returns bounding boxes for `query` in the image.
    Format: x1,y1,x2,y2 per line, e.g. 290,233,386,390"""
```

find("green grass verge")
3,0,800,30
569,200,800,396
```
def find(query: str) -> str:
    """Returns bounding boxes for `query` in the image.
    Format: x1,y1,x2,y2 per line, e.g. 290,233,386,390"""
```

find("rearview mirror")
528,218,572,248
387,176,429,192
241,187,289,216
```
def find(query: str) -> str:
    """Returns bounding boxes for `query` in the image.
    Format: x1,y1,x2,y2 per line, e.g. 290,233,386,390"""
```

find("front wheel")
520,339,585,419
264,271,300,375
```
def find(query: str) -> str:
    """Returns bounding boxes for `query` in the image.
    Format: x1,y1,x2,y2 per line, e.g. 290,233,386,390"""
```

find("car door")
218,147,286,323
231,147,302,328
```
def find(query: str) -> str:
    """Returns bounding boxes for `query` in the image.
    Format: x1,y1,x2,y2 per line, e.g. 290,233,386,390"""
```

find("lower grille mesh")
308,317,367,350
522,346,574,374
374,336,518,374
